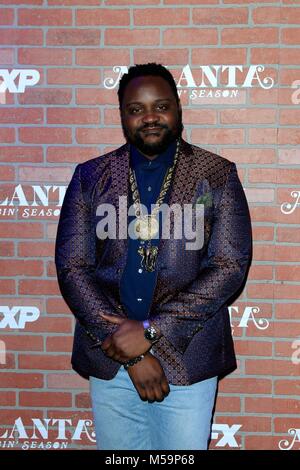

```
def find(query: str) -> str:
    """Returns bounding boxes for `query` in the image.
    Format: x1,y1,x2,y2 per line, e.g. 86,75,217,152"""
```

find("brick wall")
0,0,299,451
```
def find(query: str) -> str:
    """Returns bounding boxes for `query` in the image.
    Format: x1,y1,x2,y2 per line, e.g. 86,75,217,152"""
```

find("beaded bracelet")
123,354,145,370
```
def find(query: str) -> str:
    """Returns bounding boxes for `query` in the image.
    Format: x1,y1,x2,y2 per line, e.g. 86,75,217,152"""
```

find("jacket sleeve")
149,162,252,354
55,163,119,344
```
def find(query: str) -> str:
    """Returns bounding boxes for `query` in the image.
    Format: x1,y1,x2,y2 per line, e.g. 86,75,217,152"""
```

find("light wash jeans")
89,365,217,450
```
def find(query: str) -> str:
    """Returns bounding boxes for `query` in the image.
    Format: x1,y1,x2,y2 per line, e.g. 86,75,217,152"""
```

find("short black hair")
118,62,179,109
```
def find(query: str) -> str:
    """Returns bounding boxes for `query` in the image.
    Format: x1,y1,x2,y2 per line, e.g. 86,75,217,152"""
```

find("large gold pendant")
138,244,158,272
134,215,159,240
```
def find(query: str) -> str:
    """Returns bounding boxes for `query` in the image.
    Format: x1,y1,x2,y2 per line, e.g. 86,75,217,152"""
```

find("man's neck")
138,150,159,161
132,139,177,161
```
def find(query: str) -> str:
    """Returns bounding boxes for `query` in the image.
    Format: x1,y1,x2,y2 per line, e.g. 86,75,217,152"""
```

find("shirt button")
147,186,152,192
138,268,143,273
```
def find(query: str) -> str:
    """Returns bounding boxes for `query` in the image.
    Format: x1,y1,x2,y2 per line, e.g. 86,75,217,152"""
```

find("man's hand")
100,313,152,362
127,352,170,403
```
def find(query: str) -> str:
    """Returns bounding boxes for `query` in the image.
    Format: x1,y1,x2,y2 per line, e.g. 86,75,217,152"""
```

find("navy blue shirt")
120,140,177,321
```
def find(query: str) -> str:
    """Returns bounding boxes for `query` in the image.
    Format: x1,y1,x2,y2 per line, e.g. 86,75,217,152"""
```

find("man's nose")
142,111,160,124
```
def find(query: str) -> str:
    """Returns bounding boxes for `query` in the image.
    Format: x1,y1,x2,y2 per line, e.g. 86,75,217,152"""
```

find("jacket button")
117,304,122,310
116,268,122,274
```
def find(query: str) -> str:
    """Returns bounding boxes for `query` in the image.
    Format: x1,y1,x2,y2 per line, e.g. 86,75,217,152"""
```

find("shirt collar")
130,139,177,170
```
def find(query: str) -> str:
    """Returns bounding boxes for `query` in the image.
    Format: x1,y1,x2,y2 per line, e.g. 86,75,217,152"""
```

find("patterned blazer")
55,138,252,385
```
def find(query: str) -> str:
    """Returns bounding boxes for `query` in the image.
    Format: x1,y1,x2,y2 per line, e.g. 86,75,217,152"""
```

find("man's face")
120,75,182,157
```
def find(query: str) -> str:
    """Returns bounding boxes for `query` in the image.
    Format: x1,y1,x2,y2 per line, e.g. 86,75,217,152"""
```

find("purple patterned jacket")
55,138,252,385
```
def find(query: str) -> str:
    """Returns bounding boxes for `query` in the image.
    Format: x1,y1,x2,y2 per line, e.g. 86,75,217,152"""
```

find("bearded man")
55,63,252,450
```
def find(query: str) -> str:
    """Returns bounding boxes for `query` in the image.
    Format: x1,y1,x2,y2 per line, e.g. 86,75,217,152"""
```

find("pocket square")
194,192,213,208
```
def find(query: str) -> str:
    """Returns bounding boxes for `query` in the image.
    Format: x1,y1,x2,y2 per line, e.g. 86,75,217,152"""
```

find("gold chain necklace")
129,139,180,272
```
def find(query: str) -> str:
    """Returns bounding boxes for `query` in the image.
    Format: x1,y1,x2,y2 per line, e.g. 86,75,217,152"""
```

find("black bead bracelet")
123,354,145,370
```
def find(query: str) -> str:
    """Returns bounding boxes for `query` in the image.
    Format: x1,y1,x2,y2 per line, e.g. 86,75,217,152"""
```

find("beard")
122,115,183,157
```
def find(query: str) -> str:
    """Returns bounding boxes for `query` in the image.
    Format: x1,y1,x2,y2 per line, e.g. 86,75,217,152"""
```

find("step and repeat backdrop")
0,0,300,451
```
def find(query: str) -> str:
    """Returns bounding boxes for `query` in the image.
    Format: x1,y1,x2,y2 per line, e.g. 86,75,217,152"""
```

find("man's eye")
128,104,168,114
157,104,168,110
129,108,140,114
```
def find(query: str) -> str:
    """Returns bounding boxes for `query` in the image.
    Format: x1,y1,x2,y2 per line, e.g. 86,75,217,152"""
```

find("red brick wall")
0,0,300,451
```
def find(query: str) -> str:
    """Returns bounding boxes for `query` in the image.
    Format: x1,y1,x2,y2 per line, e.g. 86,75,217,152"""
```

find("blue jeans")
89,366,217,450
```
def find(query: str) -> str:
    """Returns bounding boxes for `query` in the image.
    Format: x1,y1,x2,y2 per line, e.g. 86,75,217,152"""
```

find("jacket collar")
130,139,177,171
110,137,198,209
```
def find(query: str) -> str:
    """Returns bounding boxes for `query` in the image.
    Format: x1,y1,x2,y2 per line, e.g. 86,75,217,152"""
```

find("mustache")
137,124,168,132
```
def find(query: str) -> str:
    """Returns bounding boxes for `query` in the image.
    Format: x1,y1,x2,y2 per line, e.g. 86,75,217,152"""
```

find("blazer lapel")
166,138,197,213
109,141,130,250
152,138,205,307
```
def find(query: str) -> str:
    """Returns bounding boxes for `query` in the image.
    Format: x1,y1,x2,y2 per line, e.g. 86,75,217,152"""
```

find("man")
55,63,252,450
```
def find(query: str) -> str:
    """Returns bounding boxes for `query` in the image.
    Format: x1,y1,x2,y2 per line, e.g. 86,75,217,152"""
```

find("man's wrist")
123,354,145,370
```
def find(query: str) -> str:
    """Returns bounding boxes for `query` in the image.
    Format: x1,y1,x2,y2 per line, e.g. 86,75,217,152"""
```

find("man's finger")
153,384,165,402
145,386,156,403
136,384,147,401
101,336,112,350
100,313,124,324
161,378,170,396
102,344,115,357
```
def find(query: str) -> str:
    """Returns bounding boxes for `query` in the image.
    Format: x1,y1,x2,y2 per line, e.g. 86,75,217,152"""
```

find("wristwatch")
142,320,160,343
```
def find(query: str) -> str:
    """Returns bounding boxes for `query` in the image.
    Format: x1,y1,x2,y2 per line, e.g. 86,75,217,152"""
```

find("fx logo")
0,306,40,329
211,424,242,448
0,69,40,93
